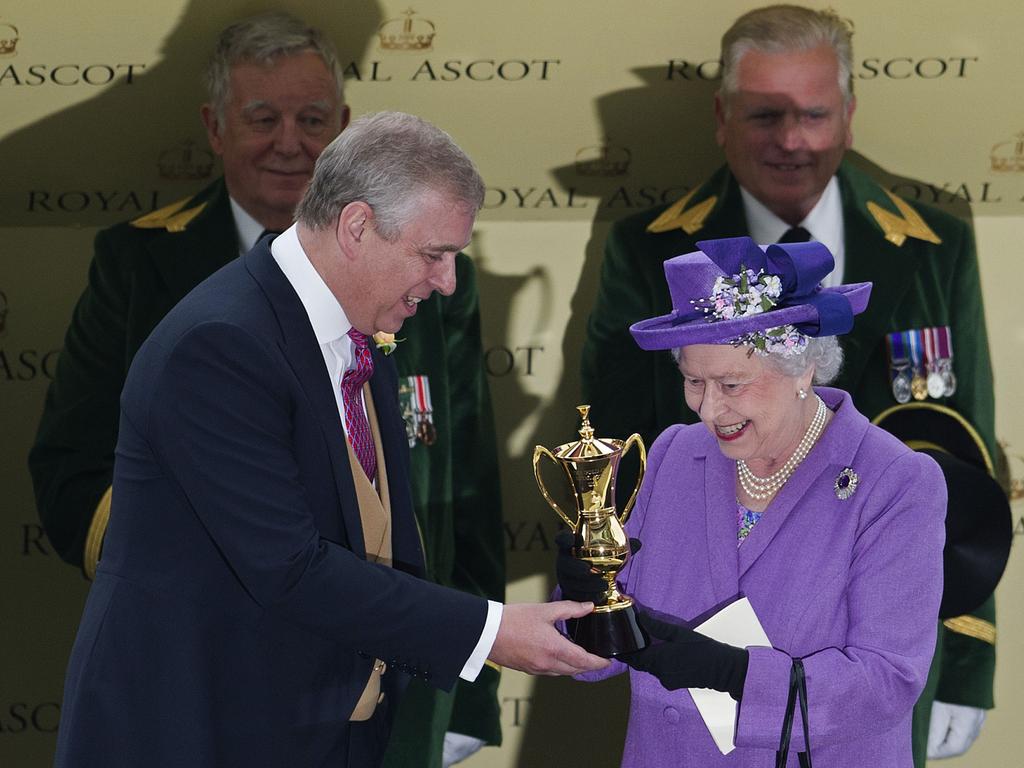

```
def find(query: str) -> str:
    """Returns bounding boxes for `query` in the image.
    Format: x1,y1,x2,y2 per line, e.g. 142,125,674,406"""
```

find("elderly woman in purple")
559,236,945,766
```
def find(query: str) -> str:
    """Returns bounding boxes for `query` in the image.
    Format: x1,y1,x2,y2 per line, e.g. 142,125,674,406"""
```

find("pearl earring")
798,389,808,400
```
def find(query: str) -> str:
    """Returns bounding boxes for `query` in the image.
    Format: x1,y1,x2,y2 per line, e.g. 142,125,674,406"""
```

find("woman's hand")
554,531,642,605
620,610,749,701
554,531,609,604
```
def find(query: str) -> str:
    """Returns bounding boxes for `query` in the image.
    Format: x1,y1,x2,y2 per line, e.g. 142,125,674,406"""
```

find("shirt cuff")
459,600,502,681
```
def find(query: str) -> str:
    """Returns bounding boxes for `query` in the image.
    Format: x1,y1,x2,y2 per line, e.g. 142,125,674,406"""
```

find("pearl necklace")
736,395,827,500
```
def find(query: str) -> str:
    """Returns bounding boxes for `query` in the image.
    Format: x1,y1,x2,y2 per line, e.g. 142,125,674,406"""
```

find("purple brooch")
834,467,859,500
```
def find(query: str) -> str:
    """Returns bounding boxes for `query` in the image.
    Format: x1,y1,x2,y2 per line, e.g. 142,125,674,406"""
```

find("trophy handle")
617,433,647,525
532,445,577,530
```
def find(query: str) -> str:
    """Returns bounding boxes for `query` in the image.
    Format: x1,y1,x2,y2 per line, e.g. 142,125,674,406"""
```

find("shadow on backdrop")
0,0,383,228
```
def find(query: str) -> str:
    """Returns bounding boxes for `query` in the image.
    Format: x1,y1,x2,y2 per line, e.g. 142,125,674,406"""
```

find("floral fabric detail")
737,502,763,546
696,264,808,357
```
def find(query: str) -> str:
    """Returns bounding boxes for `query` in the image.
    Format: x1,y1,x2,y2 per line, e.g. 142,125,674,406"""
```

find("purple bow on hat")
694,237,855,337
629,236,873,352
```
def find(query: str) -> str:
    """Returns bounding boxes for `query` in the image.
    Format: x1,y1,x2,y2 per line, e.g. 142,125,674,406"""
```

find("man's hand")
927,701,986,759
488,601,610,676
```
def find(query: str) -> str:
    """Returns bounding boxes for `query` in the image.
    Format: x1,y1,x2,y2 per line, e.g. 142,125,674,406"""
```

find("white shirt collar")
270,226,352,348
229,197,267,255
739,176,845,286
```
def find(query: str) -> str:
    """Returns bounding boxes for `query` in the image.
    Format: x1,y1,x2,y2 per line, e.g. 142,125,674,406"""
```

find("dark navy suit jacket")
54,242,488,767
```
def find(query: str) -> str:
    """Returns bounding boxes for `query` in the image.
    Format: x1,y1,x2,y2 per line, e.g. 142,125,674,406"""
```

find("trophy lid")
556,405,620,458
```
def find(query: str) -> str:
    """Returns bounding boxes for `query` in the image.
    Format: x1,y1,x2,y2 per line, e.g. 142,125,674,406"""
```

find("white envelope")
688,597,772,754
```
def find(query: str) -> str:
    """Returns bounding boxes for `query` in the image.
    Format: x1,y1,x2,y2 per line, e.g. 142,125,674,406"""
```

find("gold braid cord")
83,486,112,580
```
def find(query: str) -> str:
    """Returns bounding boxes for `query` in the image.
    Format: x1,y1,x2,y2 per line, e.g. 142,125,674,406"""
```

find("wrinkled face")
350,190,476,335
202,50,346,231
715,44,854,225
677,344,813,469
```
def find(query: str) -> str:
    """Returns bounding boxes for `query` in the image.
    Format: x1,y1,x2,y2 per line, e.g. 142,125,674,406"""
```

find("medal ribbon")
905,330,923,374
413,375,432,415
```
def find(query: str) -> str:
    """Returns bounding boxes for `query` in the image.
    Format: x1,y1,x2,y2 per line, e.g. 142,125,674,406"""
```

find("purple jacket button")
663,706,680,724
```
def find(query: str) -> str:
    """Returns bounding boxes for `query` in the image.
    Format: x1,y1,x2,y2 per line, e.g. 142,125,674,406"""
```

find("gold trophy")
533,405,648,656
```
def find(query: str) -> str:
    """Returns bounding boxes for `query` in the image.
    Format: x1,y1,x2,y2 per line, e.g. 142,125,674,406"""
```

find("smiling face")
715,44,854,225
201,50,348,232
343,189,476,335
677,343,815,473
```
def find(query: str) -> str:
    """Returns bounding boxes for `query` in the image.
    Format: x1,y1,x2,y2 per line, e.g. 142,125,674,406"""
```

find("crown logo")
378,9,436,51
0,21,20,57
0,290,8,336
574,141,632,177
158,139,215,181
990,131,1024,173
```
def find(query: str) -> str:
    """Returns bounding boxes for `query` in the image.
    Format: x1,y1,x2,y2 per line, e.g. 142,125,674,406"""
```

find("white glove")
927,701,986,759
442,732,486,767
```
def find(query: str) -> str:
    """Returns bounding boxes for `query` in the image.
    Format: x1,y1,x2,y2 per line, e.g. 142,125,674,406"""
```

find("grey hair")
719,5,855,108
671,335,843,385
204,12,344,121
295,111,485,238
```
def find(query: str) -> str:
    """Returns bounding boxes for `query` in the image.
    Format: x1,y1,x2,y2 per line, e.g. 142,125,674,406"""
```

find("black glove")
554,531,642,606
620,610,749,701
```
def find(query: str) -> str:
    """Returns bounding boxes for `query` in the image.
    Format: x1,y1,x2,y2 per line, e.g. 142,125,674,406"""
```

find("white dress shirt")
269,225,501,682
740,175,846,288
229,197,265,255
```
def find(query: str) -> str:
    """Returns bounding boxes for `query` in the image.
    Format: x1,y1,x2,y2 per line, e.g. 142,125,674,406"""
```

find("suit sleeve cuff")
459,600,503,682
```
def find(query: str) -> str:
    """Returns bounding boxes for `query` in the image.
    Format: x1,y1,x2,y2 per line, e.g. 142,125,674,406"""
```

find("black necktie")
778,226,812,243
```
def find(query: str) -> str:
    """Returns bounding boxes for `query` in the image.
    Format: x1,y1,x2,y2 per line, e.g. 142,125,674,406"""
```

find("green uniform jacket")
581,162,997,765
29,178,504,763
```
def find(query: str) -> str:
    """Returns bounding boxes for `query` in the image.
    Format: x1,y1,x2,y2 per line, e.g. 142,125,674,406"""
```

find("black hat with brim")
872,403,1012,619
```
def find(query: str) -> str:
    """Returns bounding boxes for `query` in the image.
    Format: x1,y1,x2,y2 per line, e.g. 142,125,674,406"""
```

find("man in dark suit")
53,110,607,768
30,13,507,765
581,5,999,765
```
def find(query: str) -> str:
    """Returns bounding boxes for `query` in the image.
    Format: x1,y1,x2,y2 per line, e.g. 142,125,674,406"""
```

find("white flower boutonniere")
373,332,401,356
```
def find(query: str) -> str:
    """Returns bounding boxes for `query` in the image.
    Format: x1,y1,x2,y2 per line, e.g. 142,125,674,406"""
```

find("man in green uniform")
581,6,998,764
28,13,503,768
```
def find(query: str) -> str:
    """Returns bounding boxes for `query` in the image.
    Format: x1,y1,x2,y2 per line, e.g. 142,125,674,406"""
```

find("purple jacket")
583,388,944,767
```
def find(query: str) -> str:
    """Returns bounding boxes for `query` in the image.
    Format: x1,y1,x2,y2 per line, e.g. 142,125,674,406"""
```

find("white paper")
689,597,772,754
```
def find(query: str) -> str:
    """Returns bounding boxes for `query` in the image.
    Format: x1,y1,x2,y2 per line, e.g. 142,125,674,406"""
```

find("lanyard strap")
775,657,812,768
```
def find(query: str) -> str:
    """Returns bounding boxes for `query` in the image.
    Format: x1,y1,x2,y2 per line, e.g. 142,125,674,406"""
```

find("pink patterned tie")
341,328,377,483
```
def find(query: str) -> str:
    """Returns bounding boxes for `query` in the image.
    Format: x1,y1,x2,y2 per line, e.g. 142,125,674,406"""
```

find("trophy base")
566,602,647,658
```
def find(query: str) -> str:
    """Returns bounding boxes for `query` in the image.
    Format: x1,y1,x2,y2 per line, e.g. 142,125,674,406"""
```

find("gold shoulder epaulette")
943,615,996,645
646,188,718,236
130,197,207,233
866,189,942,247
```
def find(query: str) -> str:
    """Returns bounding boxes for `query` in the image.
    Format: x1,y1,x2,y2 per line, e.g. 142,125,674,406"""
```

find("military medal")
923,327,945,399
398,376,438,446
397,379,419,448
893,368,912,404
411,375,437,445
906,331,928,401
886,332,913,404
935,325,957,397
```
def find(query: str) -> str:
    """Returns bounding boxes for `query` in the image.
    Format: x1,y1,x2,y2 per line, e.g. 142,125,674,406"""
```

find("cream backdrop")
1,1,1021,765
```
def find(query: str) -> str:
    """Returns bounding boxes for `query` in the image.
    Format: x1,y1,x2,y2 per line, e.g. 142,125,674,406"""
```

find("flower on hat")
373,332,401,355
697,264,808,357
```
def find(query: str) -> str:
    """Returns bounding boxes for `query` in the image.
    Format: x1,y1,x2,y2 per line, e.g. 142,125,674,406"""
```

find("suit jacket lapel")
370,350,425,576
837,163,925,395
692,166,750,242
243,243,367,557
700,443,741,604
149,180,240,305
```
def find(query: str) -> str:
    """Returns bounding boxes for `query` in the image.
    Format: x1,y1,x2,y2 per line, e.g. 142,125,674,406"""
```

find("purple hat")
629,236,872,353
